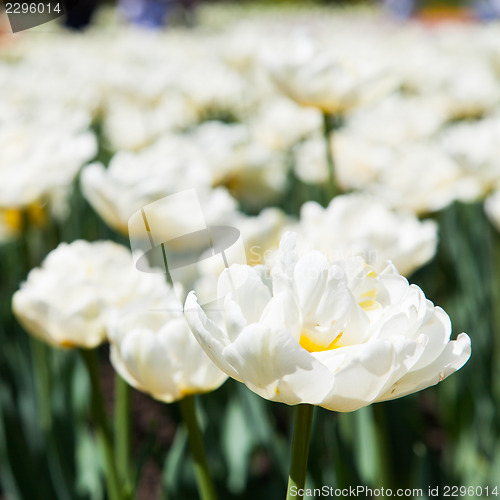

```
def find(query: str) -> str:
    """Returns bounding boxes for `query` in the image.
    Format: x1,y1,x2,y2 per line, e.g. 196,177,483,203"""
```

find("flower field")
1,3,500,499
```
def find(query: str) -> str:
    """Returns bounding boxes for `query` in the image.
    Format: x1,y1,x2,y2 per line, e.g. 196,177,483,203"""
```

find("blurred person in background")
65,0,100,29
118,0,174,28
382,0,418,19
474,0,500,19
118,0,199,28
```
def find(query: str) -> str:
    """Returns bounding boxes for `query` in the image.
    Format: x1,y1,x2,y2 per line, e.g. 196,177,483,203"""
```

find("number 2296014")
5,3,61,14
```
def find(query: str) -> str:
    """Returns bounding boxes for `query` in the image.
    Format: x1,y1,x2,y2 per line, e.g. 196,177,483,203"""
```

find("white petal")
259,290,302,340
378,333,471,401
408,306,452,371
314,340,399,412
314,264,353,326
184,292,241,381
157,318,228,395
222,323,334,405
118,329,180,401
293,251,329,315
217,265,272,323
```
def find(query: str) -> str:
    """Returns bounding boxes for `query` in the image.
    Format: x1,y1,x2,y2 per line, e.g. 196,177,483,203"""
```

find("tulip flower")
186,232,470,410
108,301,228,403
185,232,471,499
266,37,396,116
12,240,168,500
107,280,227,500
12,240,167,349
293,193,438,276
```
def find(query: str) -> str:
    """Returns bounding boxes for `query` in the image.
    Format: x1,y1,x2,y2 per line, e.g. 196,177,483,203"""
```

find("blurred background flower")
12,240,166,348
108,294,228,403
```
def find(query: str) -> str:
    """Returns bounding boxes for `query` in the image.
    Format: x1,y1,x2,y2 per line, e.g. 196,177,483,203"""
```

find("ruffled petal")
222,323,335,405
378,333,471,401
314,340,399,412
184,292,242,381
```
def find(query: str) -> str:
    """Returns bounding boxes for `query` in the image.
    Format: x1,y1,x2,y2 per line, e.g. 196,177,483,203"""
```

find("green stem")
30,337,52,432
31,339,74,500
80,349,121,500
114,374,132,496
322,112,342,203
372,404,393,488
20,214,72,499
21,215,51,431
286,404,315,500
178,396,217,500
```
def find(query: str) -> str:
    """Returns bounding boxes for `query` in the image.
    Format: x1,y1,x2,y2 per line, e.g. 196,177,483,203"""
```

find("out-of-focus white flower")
102,93,198,151
293,194,438,276
1,35,103,118
0,123,96,209
217,142,288,210
185,233,471,412
266,35,396,114
391,38,500,120
292,134,329,185
250,97,322,152
369,145,482,214
435,57,500,120
13,240,166,349
334,135,482,214
440,117,500,193
187,121,290,209
188,121,250,182
108,298,228,403
80,142,238,235
333,132,391,191
343,94,447,147
178,59,251,118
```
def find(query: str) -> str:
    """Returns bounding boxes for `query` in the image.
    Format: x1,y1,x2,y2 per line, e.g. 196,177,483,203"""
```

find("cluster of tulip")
4,4,500,499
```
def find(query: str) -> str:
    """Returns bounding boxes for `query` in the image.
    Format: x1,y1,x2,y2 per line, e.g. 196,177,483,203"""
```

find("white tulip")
266,35,396,114
250,97,323,152
185,232,470,412
102,94,198,152
108,299,228,403
293,194,438,276
80,144,237,235
0,123,96,209
13,240,166,349
440,117,500,193
334,136,482,214
343,94,447,147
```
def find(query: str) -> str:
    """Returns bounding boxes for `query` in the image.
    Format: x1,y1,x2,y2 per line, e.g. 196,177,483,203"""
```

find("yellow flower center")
358,289,379,311
1,203,47,232
3,208,23,231
299,328,343,353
